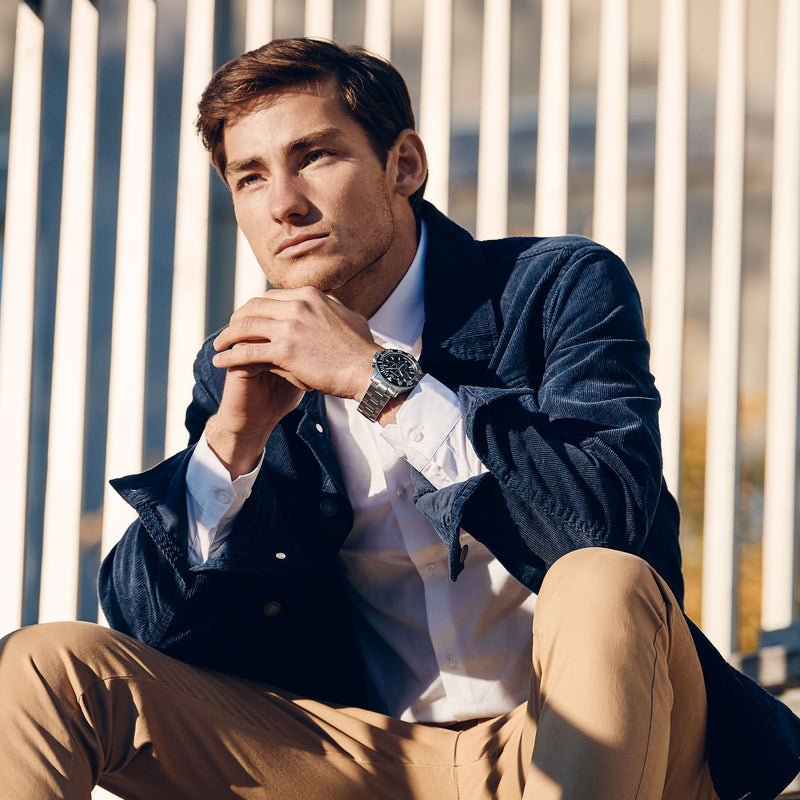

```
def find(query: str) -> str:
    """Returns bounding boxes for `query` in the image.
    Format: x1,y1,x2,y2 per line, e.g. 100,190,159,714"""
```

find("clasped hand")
205,287,378,477
213,286,377,419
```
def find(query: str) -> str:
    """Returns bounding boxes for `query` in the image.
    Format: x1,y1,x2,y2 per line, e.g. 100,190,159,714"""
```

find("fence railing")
1,0,799,669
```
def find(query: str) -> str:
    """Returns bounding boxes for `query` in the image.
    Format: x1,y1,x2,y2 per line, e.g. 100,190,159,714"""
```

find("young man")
1,38,798,800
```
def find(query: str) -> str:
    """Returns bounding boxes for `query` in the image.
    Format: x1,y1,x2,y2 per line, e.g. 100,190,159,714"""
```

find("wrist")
204,414,271,479
376,395,405,426
346,344,384,403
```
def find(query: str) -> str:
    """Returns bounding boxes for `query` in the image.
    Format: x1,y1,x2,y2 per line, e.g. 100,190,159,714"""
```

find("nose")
268,172,310,223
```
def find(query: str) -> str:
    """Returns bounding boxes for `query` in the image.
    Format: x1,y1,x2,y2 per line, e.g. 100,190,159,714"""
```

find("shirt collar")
368,220,427,351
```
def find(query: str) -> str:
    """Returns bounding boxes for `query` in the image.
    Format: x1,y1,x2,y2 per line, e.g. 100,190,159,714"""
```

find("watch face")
375,349,422,389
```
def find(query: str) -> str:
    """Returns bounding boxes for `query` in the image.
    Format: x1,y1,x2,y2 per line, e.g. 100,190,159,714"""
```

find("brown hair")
196,37,427,213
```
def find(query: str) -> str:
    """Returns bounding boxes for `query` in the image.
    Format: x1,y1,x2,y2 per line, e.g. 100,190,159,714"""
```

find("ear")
389,129,428,199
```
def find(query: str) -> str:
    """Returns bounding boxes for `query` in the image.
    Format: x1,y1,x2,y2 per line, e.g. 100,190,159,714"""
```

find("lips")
275,233,328,258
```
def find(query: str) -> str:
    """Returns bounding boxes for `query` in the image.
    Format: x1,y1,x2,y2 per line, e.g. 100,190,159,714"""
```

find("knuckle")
271,340,289,362
288,299,310,318
241,314,258,331
283,317,302,335
236,297,258,317
233,341,256,360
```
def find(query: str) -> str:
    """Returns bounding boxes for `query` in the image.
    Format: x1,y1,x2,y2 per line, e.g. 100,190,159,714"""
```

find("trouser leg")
0,550,720,800
0,621,461,800
516,547,717,800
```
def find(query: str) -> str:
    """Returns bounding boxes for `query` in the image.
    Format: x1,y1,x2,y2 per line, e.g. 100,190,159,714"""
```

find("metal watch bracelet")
356,383,396,422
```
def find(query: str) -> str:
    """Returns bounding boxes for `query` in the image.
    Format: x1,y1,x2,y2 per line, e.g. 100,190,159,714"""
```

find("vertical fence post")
39,0,99,622
244,0,273,51
305,0,334,39
164,0,216,456
232,0,274,310
761,0,800,636
702,0,746,658
0,1,45,635
648,0,687,498
592,0,628,260
364,0,392,60
534,0,570,235
419,0,452,214
100,0,157,563
476,0,511,240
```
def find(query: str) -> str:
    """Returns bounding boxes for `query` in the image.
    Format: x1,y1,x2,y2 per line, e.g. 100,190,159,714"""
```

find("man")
0,38,798,800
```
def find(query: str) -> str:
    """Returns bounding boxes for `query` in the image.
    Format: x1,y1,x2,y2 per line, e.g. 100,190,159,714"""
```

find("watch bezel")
373,348,424,391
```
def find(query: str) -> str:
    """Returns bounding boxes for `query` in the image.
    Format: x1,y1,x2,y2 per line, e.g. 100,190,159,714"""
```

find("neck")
343,206,420,319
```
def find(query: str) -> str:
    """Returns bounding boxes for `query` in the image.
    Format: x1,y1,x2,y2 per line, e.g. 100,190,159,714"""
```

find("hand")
206,364,303,479
211,287,379,402
207,287,379,477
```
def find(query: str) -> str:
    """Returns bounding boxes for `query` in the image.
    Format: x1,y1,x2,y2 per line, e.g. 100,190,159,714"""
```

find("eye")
304,149,331,166
236,173,262,191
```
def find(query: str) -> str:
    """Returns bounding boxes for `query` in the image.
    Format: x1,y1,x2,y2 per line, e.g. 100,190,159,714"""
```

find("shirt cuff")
185,431,263,566
379,375,488,489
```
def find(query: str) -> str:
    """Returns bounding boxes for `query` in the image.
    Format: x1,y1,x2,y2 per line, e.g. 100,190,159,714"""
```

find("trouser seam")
634,617,665,799
453,727,463,800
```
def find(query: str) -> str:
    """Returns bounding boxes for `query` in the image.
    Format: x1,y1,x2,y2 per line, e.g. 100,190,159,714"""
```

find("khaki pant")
0,548,718,799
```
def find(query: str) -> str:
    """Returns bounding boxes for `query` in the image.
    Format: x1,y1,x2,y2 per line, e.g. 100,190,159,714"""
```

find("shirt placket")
377,435,476,718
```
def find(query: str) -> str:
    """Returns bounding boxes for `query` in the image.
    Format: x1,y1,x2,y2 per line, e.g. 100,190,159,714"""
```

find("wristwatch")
357,348,424,422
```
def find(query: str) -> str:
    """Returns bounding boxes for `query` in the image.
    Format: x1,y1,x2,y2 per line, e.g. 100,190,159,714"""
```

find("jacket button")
459,544,469,563
263,601,282,617
320,499,338,516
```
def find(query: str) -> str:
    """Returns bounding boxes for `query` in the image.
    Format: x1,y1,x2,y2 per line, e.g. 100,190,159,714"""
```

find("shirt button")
275,552,287,560
409,429,423,443
214,489,231,503
315,423,324,434
263,601,282,617
394,447,404,458
459,544,469,563
425,562,437,574
395,486,408,499
445,655,457,669
320,499,338,516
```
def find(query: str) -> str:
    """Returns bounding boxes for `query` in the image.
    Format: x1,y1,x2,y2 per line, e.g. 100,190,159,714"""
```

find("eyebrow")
225,127,347,179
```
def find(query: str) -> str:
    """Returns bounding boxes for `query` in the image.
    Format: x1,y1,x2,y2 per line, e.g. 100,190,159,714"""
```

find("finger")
237,286,328,320
218,297,324,349
213,314,284,350
262,286,326,302
225,354,313,393
212,340,278,368
223,360,313,394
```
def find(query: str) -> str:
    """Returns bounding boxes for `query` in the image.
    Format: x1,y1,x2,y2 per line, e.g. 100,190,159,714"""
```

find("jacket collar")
418,202,499,388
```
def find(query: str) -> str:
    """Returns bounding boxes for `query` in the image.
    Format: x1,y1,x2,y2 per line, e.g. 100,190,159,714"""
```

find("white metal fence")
1,0,799,669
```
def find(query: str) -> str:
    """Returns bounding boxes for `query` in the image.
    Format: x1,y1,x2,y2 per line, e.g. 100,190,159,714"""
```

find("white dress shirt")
186,222,537,722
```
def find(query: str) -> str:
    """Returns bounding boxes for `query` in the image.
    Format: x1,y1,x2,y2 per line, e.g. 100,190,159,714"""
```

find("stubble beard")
274,200,397,315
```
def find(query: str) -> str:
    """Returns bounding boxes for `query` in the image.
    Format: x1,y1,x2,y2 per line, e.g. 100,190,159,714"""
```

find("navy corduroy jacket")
101,202,800,799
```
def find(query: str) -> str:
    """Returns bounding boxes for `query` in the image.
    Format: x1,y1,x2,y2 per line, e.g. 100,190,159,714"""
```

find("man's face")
223,81,412,313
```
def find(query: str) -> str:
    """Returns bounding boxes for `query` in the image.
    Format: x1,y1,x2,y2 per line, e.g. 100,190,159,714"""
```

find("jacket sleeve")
413,242,668,589
97,336,225,647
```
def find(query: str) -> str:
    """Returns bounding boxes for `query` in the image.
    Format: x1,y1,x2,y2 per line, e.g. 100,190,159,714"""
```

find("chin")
299,262,361,293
